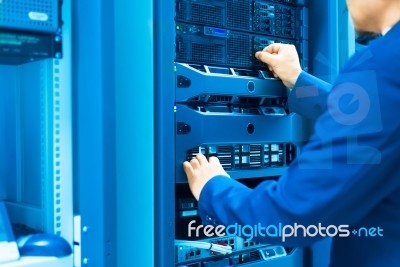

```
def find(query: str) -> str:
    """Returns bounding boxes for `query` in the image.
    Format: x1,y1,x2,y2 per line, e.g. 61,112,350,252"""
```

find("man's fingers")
190,158,200,169
255,51,276,66
208,156,221,164
196,153,208,165
263,43,282,54
183,161,194,176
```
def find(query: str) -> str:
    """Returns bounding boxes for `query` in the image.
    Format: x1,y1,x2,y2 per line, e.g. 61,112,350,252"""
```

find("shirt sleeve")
197,63,400,247
288,71,331,121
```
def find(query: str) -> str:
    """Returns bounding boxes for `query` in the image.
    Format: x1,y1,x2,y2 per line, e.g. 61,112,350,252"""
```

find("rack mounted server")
171,0,310,266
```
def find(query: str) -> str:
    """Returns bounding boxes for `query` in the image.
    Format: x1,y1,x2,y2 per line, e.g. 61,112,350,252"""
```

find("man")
183,0,400,266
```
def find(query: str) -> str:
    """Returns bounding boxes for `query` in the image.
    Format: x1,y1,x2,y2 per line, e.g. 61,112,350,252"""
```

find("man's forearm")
288,71,331,121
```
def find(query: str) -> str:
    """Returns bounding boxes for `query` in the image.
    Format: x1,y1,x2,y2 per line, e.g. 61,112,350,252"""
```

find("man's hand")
183,153,230,201
255,43,302,88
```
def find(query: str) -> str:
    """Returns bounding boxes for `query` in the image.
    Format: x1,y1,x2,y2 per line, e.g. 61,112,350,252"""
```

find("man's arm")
255,43,331,121
288,71,331,120
184,54,400,247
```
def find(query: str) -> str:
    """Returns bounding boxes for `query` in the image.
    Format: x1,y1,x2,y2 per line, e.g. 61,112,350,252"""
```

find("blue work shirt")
198,21,400,266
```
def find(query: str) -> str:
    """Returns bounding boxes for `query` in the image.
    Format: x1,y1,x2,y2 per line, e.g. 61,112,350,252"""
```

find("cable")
175,240,233,255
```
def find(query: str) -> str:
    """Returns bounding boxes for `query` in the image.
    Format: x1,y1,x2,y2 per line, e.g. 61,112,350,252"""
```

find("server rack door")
72,0,117,266
115,1,156,267
154,0,176,266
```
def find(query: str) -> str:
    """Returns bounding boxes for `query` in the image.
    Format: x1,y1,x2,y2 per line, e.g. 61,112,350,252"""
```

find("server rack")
154,0,353,267
156,0,309,266
0,0,73,266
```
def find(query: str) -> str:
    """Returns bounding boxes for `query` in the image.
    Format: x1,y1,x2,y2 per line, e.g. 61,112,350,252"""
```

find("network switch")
175,236,265,263
176,235,291,266
0,30,62,64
